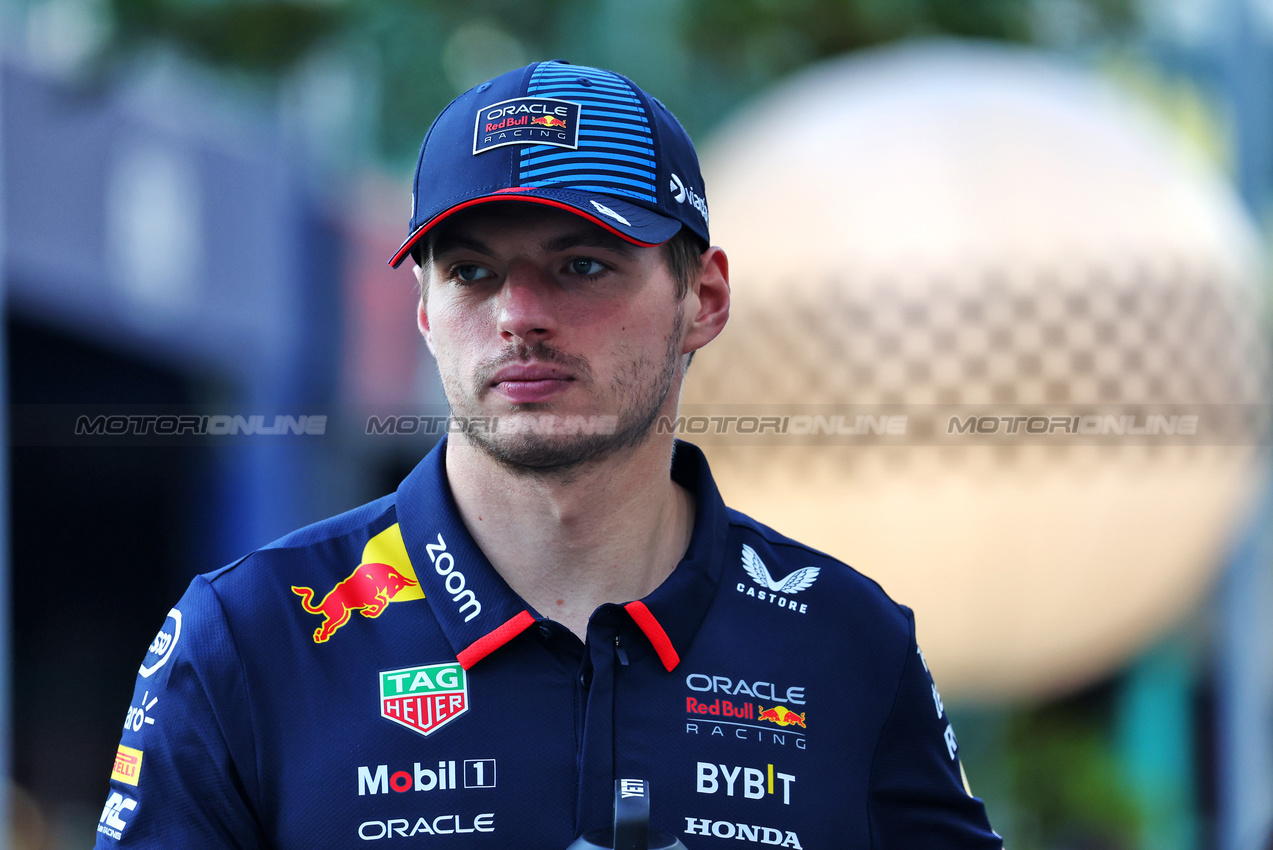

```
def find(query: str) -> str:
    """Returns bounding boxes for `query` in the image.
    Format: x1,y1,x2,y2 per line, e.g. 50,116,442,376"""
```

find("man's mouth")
489,364,575,404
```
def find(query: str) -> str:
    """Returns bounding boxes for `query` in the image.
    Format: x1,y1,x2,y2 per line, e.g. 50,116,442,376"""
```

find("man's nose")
496,265,557,344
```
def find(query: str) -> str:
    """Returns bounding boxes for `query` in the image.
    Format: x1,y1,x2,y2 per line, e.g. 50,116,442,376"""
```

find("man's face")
418,204,692,475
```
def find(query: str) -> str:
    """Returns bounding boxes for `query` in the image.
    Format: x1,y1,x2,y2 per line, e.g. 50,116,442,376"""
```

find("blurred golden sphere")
690,42,1269,702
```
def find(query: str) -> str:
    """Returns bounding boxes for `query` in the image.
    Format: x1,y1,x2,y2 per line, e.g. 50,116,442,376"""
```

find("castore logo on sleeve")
736,545,819,614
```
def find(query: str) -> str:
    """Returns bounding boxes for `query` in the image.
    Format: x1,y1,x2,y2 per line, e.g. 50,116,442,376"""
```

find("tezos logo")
737,544,819,614
474,97,581,154
380,662,468,737
697,762,795,805
139,609,181,678
669,173,708,225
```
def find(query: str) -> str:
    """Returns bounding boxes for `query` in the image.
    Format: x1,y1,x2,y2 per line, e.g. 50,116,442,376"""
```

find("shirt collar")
395,437,728,671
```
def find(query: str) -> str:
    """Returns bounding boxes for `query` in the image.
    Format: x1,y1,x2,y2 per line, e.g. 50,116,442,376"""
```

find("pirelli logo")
111,745,143,786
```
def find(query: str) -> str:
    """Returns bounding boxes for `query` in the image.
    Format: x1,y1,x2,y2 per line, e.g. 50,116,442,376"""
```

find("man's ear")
681,247,730,356
414,263,436,357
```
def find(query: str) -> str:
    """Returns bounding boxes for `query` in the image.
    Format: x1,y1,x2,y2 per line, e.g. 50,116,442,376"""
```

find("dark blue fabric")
95,438,1000,849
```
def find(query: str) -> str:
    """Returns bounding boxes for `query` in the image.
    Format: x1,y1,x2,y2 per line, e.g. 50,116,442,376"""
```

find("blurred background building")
2,0,1272,848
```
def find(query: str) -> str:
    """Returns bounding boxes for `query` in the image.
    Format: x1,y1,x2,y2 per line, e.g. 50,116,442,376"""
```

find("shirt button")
538,623,552,639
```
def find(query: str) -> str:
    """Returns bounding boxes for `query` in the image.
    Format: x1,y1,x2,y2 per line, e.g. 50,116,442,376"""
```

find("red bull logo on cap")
292,524,423,643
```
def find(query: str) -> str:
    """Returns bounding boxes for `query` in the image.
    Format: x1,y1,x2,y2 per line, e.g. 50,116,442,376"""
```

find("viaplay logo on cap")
473,97,580,154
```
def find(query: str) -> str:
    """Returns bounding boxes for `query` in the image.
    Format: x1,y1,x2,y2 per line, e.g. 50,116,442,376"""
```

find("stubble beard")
443,306,686,478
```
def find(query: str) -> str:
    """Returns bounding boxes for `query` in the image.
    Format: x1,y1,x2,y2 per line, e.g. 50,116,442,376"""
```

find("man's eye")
453,264,493,282
568,258,606,276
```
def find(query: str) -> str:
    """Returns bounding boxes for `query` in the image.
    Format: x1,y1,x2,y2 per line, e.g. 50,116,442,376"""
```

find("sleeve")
93,575,265,849
867,608,1003,849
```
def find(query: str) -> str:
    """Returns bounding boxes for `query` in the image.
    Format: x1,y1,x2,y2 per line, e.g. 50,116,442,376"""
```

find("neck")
444,433,694,639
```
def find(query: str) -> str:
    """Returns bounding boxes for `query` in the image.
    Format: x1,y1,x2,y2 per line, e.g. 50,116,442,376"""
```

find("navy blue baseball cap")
389,60,710,268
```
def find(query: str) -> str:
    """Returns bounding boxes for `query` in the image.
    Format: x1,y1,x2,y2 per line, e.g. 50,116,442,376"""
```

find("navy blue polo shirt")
95,439,1000,849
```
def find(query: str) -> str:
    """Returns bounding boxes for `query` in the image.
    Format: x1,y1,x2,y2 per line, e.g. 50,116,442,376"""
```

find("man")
96,60,1001,849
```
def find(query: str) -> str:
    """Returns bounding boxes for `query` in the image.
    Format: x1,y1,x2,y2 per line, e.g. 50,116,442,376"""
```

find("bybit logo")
696,762,795,805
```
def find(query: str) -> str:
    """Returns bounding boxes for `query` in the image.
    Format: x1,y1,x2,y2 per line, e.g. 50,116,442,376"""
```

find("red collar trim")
456,610,536,670
624,601,680,671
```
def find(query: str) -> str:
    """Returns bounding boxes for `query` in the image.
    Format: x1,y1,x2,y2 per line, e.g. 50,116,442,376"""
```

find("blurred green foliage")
1006,700,1142,849
109,0,347,71
96,0,1140,169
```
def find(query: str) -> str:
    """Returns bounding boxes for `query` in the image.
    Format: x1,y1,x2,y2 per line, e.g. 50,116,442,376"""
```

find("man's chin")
461,414,655,477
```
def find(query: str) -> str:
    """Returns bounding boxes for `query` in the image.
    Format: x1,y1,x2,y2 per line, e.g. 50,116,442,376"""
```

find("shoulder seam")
864,608,917,849
194,575,265,823
206,499,399,582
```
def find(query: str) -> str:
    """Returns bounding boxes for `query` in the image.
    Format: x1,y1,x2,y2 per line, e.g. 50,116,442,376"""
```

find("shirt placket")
574,604,627,836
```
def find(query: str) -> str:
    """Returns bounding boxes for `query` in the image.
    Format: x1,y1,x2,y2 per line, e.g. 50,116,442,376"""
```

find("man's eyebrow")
542,231,638,259
429,232,491,262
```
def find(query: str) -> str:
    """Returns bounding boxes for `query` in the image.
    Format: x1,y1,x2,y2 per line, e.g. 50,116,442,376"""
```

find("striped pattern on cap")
519,64,659,203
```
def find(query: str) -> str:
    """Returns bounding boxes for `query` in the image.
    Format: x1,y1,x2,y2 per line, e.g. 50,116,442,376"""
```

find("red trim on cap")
456,610,536,670
388,193,666,268
624,601,680,672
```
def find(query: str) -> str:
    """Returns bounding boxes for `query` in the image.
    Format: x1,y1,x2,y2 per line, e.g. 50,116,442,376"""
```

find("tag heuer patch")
474,97,580,154
380,662,468,737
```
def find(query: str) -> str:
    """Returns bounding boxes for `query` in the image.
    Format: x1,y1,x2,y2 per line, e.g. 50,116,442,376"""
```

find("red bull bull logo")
530,115,567,128
293,524,423,643
293,562,418,643
757,705,807,729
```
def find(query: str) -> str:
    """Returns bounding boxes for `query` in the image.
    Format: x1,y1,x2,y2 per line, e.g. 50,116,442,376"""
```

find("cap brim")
388,188,683,268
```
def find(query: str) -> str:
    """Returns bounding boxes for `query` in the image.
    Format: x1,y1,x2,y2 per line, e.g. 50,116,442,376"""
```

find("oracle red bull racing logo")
292,524,423,643
380,662,469,737
473,97,580,153
685,673,809,749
